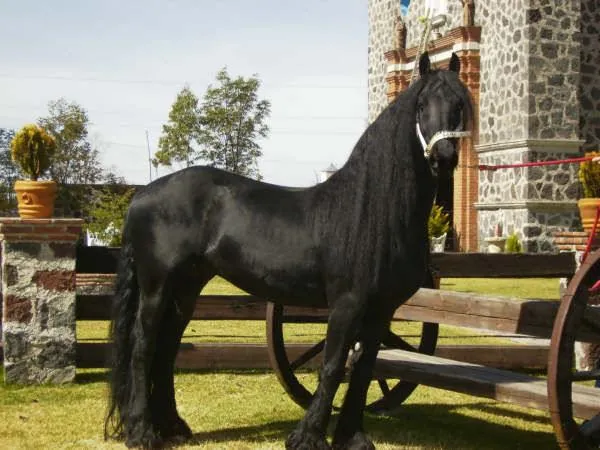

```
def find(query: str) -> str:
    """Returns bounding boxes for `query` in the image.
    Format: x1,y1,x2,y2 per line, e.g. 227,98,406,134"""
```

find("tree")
155,68,271,179
85,187,135,246
153,86,200,168
37,98,103,185
0,128,19,212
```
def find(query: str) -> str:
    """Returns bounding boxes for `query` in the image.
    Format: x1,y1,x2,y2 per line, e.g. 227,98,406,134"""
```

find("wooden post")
0,218,83,384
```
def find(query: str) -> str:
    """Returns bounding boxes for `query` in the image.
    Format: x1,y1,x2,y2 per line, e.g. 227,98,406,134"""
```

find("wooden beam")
76,342,549,371
75,247,576,278
375,349,600,420
430,252,575,278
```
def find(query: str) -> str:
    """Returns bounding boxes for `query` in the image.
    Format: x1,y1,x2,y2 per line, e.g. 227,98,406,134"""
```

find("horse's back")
126,166,326,304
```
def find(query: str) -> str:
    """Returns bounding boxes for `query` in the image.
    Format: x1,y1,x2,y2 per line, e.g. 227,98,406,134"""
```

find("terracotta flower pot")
14,180,58,218
578,198,600,234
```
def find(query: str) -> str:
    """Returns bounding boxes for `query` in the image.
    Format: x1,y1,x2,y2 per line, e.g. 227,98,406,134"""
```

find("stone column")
1,218,83,384
368,0,400,123
474,1,585,253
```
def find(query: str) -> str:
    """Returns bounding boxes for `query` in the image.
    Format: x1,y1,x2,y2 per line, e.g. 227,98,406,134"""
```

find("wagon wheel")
548,249,600,449
266,278,439,414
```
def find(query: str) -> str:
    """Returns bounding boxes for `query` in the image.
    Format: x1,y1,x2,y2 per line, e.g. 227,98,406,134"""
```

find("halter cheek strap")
416,122,472,159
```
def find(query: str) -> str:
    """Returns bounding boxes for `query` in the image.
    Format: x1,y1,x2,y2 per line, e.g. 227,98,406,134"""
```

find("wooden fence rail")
70,247,577,372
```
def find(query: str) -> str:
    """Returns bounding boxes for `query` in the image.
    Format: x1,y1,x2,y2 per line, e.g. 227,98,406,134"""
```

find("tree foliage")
154,68,271,179
0,128,18,212
154,87,200,168
85,187,135,246
38,98,103,185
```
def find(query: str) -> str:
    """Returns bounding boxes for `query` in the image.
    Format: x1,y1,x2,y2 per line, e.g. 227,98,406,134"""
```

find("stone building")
368,0,600,252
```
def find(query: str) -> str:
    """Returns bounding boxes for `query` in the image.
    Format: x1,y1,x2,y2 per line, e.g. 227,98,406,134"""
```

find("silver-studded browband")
416,122,471,159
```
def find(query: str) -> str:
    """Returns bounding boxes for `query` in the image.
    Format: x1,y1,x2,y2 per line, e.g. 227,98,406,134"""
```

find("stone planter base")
485,236,506,253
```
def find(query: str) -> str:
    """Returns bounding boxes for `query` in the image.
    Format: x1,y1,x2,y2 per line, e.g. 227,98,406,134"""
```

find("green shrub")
85,188,135,246
505,232,522,253
10,124,56,181
428,204,450,238
579,151,600,198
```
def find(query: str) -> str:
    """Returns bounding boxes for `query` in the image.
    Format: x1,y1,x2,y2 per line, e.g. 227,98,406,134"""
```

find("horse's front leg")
286,293,364,450
332,308,392,450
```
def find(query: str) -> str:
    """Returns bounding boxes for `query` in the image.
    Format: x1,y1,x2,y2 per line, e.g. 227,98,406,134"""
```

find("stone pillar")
1,218,83,384
474,1,585,253
368,0,400,123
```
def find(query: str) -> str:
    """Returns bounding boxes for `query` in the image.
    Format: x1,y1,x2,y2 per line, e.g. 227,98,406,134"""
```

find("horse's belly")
207,235,326,307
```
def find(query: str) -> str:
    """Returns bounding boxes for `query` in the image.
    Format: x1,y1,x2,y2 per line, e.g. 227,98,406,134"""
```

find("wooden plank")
74,250,576,278
395,289,559,338
434,345,549,370
76,294,329,321
76,246,120,274
430,252,575,278
396,289,600,342
75,342,548,371
375,349,600,420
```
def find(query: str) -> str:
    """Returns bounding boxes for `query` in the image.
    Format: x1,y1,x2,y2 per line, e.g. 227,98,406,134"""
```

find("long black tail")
104,238,139,440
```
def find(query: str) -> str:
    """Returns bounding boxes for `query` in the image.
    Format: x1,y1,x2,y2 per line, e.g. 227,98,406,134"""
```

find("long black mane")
309,69,473,297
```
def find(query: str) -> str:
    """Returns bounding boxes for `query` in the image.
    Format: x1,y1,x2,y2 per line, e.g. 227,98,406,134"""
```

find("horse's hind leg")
150,267,212,442
126,283,168,448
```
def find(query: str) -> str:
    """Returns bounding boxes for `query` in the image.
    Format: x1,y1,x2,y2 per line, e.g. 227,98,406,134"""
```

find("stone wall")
580,0,600,150
1,219,83,384
368,0,399,122
527,2,581,140
475,1,530,144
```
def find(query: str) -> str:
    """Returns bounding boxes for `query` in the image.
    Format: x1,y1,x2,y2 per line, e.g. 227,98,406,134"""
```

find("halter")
416,122,472,159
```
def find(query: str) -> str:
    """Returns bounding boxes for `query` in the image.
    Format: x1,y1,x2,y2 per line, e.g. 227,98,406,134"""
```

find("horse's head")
415,52,473,175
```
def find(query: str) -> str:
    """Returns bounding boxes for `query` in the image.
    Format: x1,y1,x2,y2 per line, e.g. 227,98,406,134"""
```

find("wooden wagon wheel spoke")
377,380,391,396
290,339,326,371
382,329,418,352
570,369,600,382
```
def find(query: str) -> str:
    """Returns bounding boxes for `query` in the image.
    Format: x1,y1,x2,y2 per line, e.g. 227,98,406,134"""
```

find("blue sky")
0,0,369,186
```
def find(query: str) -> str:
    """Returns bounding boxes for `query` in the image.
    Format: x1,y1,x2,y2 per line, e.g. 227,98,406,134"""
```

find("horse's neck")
322,131,435,232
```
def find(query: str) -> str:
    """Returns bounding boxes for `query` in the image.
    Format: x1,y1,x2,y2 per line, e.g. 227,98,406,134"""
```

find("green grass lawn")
1,276,565,449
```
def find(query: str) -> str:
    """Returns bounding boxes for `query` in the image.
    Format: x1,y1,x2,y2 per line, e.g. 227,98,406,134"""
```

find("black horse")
104,52,474,449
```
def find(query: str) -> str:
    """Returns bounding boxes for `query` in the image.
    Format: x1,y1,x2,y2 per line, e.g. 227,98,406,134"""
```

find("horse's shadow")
164,402,557,449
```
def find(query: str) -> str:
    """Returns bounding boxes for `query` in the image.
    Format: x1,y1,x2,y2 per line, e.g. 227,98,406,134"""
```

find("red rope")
477,156,594,171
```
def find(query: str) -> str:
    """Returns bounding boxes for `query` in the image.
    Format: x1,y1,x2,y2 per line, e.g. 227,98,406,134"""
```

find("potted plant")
428,204,450,252
10,124,57,218
578,151,600,234
504,232,522,253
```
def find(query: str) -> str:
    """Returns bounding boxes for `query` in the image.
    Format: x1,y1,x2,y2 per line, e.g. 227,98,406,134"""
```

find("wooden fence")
73,247,576,371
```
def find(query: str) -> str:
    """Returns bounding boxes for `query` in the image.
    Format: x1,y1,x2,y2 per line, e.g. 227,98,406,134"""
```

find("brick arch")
384,26,481,251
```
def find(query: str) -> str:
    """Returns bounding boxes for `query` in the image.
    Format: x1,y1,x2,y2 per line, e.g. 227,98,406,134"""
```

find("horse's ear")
419,52,431,77
449,53,461,73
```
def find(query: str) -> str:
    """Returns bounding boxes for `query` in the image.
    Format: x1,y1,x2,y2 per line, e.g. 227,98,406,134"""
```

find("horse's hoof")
332,431,376,450
126,428,163,449
285,429,331,450
159,416,193,443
